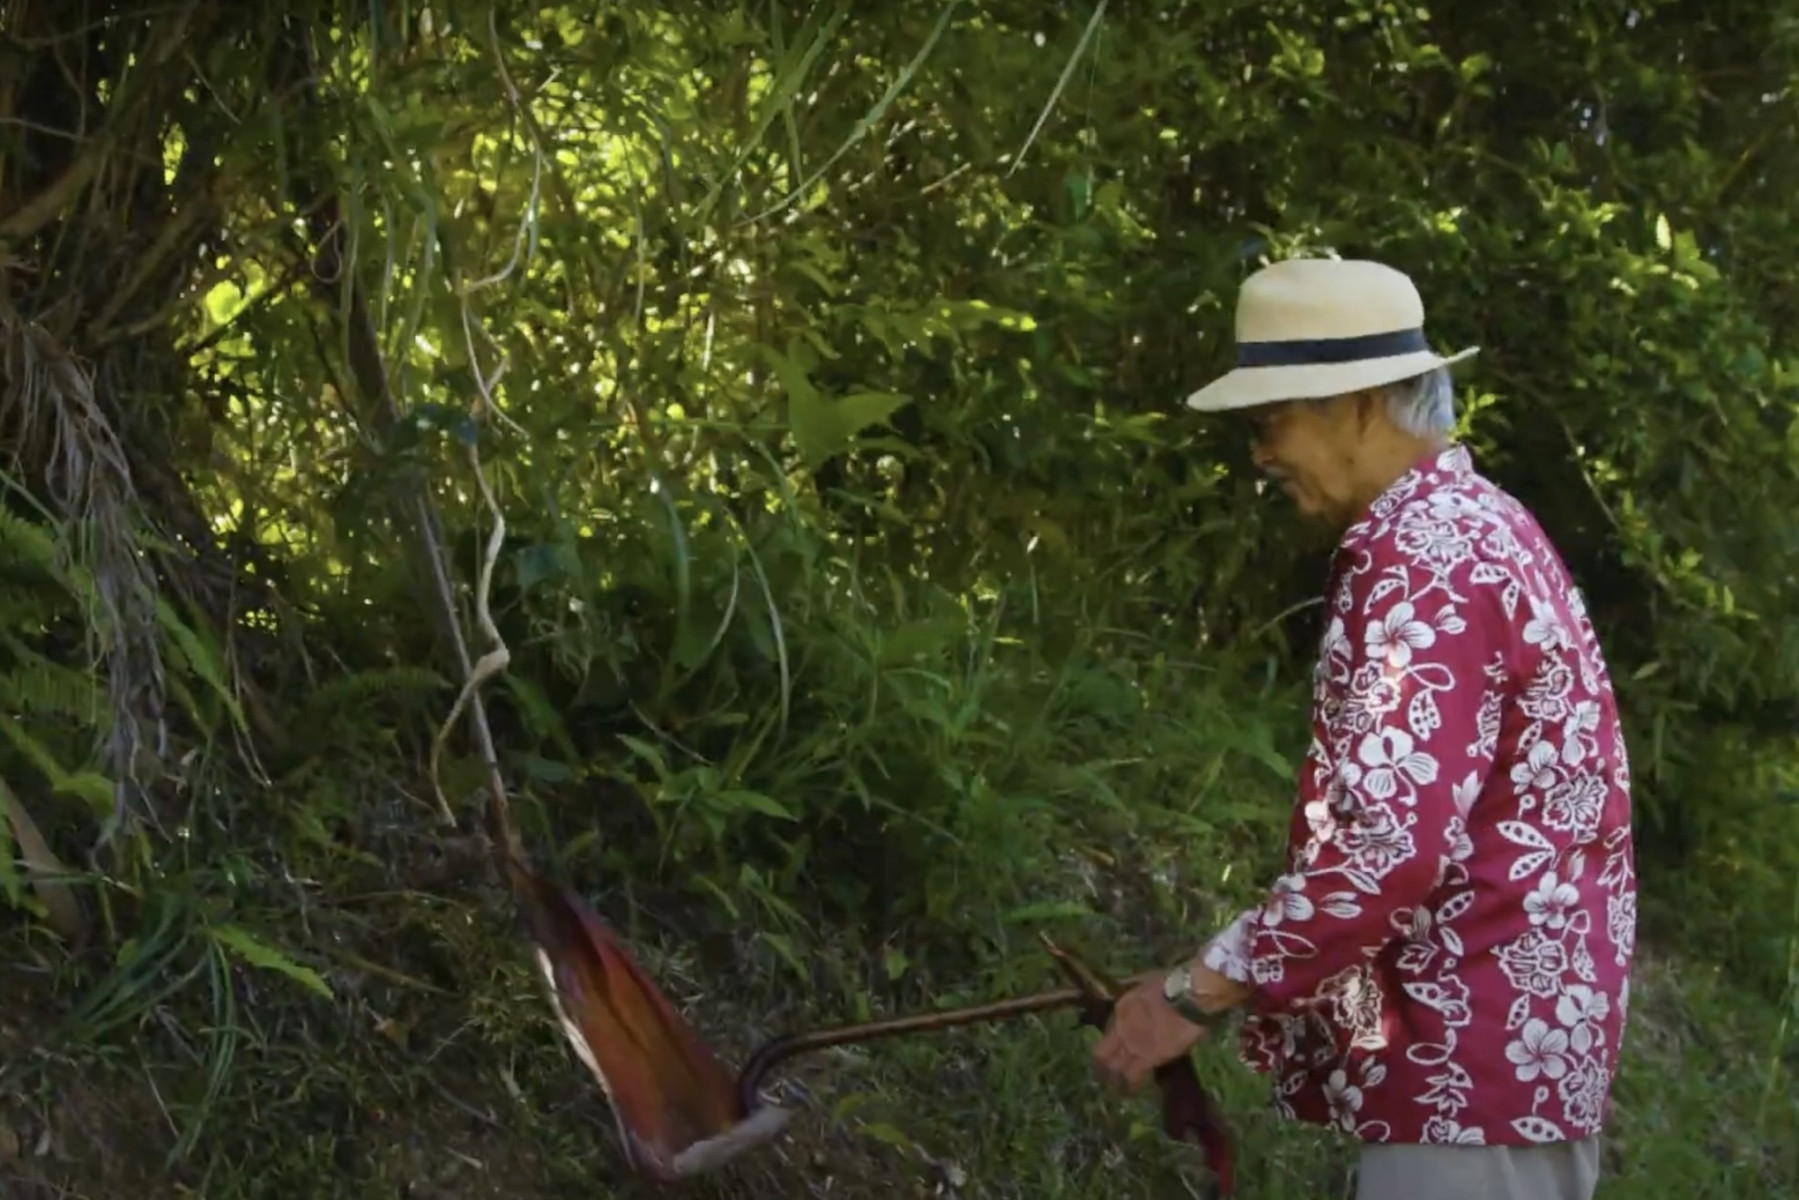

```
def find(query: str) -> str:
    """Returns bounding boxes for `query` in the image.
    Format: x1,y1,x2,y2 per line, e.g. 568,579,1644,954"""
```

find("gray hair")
1376,366,1458,438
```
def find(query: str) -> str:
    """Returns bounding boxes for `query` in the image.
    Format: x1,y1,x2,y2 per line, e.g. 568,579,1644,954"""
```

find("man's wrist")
1161,962,1236,1027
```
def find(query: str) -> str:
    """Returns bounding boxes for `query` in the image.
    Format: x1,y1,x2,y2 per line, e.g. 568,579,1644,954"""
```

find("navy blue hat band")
1235,327,1430,369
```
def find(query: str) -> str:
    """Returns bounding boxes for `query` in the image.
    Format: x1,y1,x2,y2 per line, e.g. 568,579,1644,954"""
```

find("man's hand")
1090,963,1249,1095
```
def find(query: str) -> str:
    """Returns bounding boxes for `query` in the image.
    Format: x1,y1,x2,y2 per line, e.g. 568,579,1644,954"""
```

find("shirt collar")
1339,443,1474,552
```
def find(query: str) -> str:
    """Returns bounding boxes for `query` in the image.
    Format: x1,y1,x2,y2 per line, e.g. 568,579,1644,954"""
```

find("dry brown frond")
0,775,86,940
0,302,168,846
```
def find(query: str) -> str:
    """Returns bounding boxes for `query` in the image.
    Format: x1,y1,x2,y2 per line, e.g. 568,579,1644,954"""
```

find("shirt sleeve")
1200,536,1509,1014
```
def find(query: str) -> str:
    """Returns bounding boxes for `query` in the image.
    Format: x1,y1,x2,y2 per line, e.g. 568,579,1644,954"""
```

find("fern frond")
300,667,450,724
0,503,62,574
0,634,107,726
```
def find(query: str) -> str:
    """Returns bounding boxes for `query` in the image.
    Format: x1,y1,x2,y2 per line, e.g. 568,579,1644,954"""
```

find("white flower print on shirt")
1555,984,1611,1054
1557,1057,1609,1129
1506,1018,1572,1083
1260,874,1316,928
1316,965,1390,1052
1320,615,1352,667
1479,523,1523,562
1356,727,1439,801
1324,1069,1364,1131
1524,872,1580,930
1343,662,1405,734
1561,700,1602,764
1335,805,1416,880
1519,660,1575,723
1443,816,1474,868
1523,597,1571,653
1607,892,1637,964
1473,690,1504,759
1510,740,1562,796
1598,827,1636,891
1366,600,1438,668
1396,517,1476,575
1495,929,1570,999
1542,774,1607,838
1423,1115,1487,1145
1414,1057,1475,1116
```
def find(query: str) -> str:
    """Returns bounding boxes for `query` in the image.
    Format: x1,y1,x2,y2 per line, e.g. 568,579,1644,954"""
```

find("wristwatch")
1162,962,1223,1027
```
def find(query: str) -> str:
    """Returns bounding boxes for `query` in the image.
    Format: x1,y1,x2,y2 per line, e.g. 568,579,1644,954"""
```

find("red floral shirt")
1202,445,1637,1147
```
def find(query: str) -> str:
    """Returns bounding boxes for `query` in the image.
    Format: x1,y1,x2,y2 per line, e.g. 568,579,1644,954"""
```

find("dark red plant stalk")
1043,936,1236,1197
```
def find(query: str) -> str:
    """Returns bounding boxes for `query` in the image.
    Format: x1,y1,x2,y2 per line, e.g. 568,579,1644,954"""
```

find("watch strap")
1163,964,1223,1027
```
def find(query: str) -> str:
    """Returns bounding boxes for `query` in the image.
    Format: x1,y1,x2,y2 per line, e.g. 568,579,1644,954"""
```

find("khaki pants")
1350,1136,1601,1200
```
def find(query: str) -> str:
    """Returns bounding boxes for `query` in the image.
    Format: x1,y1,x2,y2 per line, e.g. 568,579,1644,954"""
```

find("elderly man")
1092,258,1637,1200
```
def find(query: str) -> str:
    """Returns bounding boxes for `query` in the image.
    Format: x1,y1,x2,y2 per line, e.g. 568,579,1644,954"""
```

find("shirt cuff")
1199,908,1259,985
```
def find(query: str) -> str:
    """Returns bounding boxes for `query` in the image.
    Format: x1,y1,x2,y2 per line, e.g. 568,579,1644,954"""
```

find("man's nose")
1250,441,1274,471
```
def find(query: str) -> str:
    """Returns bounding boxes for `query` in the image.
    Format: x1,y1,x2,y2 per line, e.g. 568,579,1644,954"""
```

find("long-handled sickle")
732,982,1089,1115
517,872,1236,1194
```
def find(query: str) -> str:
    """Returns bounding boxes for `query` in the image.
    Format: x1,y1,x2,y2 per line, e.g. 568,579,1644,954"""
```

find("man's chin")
1280,487,1319,519
1263,481,1346,532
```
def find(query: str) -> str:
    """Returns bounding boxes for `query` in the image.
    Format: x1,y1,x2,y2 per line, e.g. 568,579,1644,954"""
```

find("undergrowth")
2,624,1796,1198
2,856,1794,1199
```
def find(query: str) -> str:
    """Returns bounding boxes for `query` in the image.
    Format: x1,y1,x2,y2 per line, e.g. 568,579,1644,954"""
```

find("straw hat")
1184,258,1478,413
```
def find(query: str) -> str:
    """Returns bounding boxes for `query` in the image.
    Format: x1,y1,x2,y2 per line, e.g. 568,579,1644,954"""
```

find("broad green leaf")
788,390,913,469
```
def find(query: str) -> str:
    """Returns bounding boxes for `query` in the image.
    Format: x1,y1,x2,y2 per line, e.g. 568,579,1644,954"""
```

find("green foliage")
1,0,1797,1196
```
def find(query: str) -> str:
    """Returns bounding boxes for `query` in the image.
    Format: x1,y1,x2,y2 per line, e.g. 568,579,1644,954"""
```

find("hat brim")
1183,346,1480,414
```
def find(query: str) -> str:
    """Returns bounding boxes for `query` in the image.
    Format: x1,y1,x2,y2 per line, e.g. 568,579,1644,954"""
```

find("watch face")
1163,967,1189,1000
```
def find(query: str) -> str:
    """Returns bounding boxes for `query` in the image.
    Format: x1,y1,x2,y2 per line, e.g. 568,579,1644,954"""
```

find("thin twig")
463,9,544,294
1007,0,1109,177
740,0,964,226
426,436,514,839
